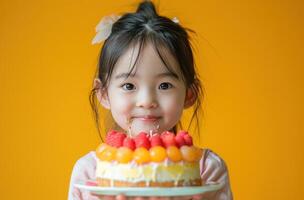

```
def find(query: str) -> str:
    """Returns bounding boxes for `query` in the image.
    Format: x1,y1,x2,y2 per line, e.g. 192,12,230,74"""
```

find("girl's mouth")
132,116,161,122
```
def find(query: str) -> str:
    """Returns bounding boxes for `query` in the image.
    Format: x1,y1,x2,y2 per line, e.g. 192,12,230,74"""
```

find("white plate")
74,181,224,197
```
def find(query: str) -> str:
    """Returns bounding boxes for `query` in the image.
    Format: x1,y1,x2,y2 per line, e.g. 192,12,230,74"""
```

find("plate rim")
74,181,224,197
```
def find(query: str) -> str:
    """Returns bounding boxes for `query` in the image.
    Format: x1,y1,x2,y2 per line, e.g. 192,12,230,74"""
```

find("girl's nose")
136,89,158,109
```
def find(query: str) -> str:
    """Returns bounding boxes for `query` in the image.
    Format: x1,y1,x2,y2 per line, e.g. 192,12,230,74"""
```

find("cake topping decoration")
99,129,203,164
160,131,177,148
135,132,151,149
122,137,136,150
105,131,126,148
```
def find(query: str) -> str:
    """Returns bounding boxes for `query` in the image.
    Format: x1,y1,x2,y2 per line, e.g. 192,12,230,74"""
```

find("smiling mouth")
132,116,161,122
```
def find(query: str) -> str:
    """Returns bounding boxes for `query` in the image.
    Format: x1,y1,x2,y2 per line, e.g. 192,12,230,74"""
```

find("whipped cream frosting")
96,159,200,186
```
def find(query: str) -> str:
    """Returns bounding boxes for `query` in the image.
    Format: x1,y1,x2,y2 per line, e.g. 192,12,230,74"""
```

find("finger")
83,192,102,200
116,194,128,200
133,197,146,200
102,195,116,200
171,194,203,200
171,197,189,200
148,197,161,200
192,194,203,200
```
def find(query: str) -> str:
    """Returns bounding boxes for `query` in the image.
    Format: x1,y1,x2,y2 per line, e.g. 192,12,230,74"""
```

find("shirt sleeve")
67,151,97,200
200,149,233,200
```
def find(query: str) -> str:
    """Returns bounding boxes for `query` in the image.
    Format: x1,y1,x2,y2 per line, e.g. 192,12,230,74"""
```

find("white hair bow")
92,15,179,45
91,15,121,45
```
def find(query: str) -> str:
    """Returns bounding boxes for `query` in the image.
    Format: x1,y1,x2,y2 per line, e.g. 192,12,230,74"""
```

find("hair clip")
92,15,179,45
91,15,121,45
172,17,179,24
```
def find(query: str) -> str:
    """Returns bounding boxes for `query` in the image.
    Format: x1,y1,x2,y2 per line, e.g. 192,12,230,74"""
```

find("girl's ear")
184,87,197,109
94,78,111,110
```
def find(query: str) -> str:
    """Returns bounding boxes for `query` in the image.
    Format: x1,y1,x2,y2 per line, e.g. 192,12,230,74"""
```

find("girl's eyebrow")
157,72,179,79
115,72,180,80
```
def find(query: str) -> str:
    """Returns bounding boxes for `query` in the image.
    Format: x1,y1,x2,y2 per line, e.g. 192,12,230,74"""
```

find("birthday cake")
95,130,203,187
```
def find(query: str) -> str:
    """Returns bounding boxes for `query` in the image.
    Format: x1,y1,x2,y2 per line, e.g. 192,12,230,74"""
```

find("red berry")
137,132,149,138
123,137,136,150
150,134,163,147
183,134,193,146
107,130,117,136
135,133,150,149
177,130,188,137
161,131,176,148
175,134,186,147
106,131,126,147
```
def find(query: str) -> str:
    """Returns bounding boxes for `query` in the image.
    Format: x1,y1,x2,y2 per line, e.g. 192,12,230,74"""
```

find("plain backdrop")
0,0,303,199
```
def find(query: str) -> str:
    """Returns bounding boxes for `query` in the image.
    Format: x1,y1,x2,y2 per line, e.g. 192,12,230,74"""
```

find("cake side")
95,130,203,187
96,160,202,187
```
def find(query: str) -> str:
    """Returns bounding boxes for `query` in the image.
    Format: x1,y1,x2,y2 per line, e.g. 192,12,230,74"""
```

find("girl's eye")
122,83,136,91
159,82,173,90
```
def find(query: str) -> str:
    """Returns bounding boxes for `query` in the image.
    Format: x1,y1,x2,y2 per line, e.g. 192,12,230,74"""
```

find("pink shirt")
68,149,233,200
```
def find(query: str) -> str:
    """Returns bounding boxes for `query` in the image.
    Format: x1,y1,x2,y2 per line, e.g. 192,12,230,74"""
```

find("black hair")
89,0,204,141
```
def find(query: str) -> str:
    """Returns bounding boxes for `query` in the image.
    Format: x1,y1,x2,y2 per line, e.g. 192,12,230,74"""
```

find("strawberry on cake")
95,130,203,187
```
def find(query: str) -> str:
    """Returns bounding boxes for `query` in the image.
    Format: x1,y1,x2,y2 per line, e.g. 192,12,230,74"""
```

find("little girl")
68,1,233,199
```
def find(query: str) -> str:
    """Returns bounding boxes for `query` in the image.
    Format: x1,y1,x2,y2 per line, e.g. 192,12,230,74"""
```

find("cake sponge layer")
96,160,201,185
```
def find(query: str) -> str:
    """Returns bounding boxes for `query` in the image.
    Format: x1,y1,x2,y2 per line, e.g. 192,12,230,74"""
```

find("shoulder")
199,149,234,199
200,148,230,183
68,151,97,200
201,149,227,170
73,151,97,168
71,151,97,181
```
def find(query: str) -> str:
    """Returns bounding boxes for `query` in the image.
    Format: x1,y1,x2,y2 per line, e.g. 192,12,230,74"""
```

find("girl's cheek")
109,90,131,106
110,94,134,115
160,97,184,127
163,94,185,111
121,104,133,117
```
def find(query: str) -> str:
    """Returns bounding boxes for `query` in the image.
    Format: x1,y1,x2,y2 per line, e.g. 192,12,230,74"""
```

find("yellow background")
0,0,303,199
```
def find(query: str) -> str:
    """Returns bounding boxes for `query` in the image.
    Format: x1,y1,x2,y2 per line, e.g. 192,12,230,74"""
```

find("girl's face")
99,42,189,136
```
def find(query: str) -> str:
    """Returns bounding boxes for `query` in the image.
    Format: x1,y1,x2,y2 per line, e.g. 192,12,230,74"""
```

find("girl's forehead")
113,42,181,77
